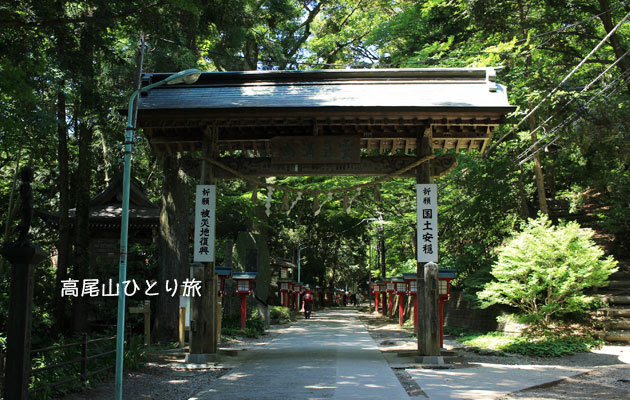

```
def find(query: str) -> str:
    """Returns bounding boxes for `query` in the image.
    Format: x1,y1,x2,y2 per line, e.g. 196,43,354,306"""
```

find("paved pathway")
191,308,408,399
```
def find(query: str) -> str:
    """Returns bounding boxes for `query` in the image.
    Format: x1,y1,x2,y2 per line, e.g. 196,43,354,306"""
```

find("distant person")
350,292,357,306
342,292,348,306
303,291,314,319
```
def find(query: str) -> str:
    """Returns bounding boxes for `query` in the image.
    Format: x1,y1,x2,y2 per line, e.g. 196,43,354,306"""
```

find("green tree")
478,215,618,326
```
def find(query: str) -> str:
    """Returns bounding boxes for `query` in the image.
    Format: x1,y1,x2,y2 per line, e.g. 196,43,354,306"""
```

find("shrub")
269,306,292,324
456,330,603,357
478,215,617,327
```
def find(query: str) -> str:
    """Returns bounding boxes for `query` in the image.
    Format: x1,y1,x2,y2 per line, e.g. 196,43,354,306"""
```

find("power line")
484,9,630,157
514,1,630,45
516,49,630,160
518,69,630,165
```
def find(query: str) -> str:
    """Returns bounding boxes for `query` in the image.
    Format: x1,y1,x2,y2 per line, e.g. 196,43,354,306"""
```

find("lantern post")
232,272,257,329
438,269,456,347
215,266,232,343
403,273,418,333
115,68,201,399
293,282,303,311
385,278,395,317
392,276,406,326
371,281,381,313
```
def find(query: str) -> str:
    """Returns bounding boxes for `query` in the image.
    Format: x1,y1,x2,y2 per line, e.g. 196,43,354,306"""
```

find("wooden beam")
182,155,456,179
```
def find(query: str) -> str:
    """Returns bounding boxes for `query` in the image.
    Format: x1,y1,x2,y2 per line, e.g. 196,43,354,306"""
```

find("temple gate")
134,68,514,362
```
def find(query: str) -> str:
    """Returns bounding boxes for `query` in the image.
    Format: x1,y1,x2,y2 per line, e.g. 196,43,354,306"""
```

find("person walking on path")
302,290,314,319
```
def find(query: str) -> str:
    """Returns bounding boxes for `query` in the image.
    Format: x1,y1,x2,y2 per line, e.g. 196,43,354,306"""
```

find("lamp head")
166,68,202,85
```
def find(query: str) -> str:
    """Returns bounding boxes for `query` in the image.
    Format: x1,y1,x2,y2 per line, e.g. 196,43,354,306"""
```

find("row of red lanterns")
370,269,456,347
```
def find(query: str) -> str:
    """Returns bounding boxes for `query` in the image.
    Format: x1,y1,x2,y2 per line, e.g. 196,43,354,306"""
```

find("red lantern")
391,276,406,326
293,282,303,310
403,273,418,333
278,280,292,307
216,266,232,298
232,272,257,329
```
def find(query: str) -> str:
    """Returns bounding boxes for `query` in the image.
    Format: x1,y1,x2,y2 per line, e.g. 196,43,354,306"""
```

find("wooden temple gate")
135,68,514,361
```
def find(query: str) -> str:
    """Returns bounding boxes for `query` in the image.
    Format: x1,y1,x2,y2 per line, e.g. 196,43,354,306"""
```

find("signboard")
417,184,438,262
270,136,361,164
193,185,216,262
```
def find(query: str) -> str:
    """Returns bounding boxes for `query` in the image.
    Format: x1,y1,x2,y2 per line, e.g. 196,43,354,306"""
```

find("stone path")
191,308,408,399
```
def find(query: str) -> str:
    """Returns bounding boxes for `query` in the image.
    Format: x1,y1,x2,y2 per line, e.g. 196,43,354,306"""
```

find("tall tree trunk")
0,148,22,274
597,0,630,74
528,102,549,215
72,29,96,333
55,84,71,332
518,0,548,214
153,155,190,343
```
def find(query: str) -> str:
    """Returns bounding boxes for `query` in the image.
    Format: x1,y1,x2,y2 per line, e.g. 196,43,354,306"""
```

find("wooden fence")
28,334,116,394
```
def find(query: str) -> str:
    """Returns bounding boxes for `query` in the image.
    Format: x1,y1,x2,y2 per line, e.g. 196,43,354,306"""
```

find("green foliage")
456,330,603,357
221,309,266,338
478,215,618,326
28,333,123,399
269,305,293,324
124,335,147,370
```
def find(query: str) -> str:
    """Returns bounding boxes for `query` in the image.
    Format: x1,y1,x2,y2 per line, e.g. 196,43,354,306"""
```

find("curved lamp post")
115,68,201,400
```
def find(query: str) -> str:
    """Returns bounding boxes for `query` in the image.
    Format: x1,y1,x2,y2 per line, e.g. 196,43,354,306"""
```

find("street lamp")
115,68,201,400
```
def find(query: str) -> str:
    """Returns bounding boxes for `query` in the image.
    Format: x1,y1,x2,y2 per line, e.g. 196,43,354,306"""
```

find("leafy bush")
221,310,266,338
269,306,292,324
503,336,603,357
28,332,128,399
478,215,617,326
457,331,602,357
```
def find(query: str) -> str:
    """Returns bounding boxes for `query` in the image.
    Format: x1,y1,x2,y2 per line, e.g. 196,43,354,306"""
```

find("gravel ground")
61,328,284,400
360,310,630,399
62,310,630,399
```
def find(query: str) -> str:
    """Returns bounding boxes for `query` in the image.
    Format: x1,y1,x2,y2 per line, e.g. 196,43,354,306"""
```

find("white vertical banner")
417,184,438,263
194,185,216,262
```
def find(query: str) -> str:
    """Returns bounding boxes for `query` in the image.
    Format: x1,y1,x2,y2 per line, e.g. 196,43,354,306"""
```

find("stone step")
596,308,630,318
604,331,630,342
602,280,630,288
605,319,630,330
597,295,630,305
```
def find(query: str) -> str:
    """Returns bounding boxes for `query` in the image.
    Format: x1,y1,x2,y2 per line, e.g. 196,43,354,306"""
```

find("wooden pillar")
188,129,218,362
217,294,223,344
388,293,393,317
129,300,151,345
416,127,431,356
381,292,387,316
2,243,46,400
374,292,379,312
398,294,405,326
413,294,418,334
178,307,186,348
439,298,445,348
423,262,440,355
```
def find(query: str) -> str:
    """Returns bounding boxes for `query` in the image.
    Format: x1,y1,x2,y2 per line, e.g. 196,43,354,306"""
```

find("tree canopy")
1,0,628,341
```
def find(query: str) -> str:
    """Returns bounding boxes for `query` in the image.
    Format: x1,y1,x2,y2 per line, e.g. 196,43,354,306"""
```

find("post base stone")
414,355,444,365
185,353,218,364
